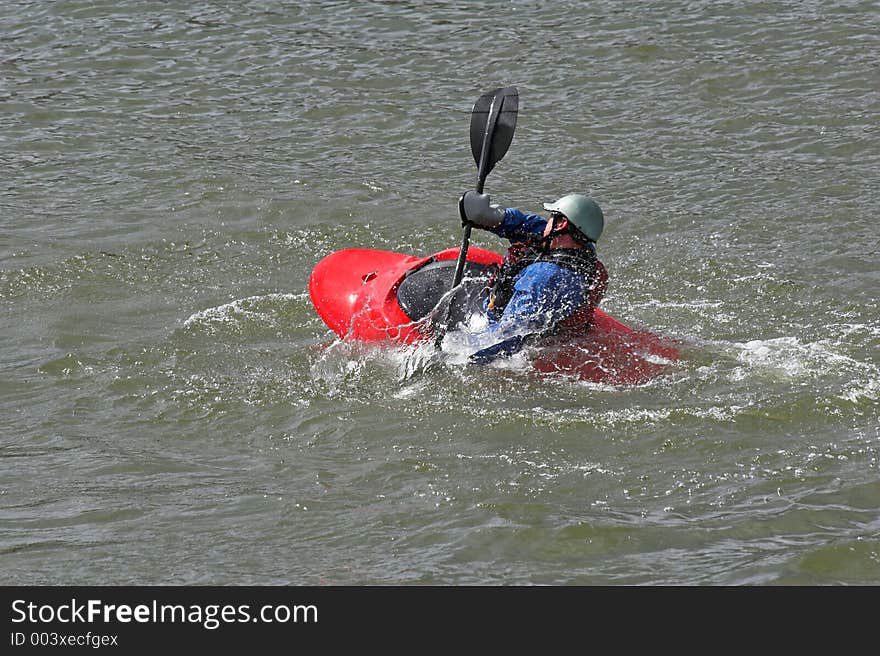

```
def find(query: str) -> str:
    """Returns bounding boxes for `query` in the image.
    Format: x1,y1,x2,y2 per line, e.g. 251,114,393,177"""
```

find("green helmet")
542,193,604,242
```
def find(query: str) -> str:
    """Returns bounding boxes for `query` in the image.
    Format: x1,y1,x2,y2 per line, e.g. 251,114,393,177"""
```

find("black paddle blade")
469,86,518,176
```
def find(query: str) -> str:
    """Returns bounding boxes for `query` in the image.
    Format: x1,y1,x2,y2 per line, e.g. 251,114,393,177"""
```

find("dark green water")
2,1,878,584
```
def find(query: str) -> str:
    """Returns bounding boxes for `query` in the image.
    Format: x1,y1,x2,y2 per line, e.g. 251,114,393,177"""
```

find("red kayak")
309,247,679,385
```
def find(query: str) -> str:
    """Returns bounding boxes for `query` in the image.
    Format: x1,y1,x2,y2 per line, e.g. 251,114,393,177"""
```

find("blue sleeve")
469,263,586,364
486,208,547,243
502,263,585,327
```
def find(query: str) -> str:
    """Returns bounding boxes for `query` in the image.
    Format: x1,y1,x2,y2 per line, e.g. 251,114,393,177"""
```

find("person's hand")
459,191,504,228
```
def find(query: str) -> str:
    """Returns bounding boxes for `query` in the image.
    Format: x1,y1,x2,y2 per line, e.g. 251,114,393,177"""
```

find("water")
2,1,878,585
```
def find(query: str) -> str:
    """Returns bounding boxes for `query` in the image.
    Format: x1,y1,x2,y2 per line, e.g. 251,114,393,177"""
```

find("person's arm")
469,334,531,364
469,263,585,364
487,208,547,243
460,192,547,243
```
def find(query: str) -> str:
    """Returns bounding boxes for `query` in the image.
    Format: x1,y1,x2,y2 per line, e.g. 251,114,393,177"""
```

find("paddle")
434,85,518,346
454,85,518,287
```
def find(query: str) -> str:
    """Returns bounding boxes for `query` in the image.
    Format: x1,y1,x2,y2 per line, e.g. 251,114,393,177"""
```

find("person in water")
457,190,608,363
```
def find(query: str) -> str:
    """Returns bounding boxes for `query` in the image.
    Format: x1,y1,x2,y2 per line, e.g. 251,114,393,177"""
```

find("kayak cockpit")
396,258,495,326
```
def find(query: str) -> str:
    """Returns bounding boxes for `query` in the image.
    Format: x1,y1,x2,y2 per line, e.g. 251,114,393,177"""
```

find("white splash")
183,293,305,332
734,336,859,378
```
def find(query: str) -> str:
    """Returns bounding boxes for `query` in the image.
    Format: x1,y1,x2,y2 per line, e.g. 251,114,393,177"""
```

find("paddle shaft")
433,86,516,349
450,93,504,289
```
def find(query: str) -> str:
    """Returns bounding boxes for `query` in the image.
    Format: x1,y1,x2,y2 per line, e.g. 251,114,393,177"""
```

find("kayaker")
457,191,608,363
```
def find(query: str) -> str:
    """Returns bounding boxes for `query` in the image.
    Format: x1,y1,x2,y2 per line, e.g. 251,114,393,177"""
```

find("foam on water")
733,336,863,379
182,293,307,333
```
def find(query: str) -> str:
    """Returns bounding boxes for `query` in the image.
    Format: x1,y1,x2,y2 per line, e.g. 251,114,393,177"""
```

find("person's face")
544,212,568,238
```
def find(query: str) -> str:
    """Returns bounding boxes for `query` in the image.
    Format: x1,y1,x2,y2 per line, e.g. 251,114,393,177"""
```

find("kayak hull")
309,246,500,344
309,247,679,384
